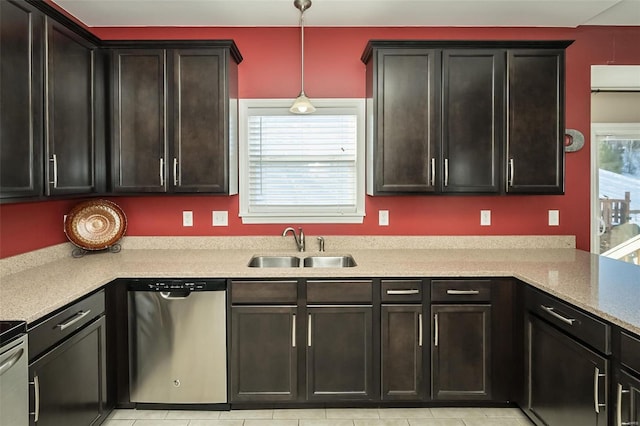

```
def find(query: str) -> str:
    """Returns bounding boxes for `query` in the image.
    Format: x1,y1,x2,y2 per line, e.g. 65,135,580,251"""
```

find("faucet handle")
317,236,325,252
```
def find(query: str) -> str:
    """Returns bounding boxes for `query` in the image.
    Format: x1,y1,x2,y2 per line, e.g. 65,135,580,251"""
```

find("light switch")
379,210,389,226
212,211,228,227
549,210,560,226
182,211,193,227
480,210,491,226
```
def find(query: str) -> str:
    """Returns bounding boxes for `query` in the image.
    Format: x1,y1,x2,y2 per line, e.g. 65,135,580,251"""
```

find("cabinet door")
29,316,107,426
526,314,608,426
441,49,504,193
45,19,95,195
307,306,373,400
231,306,297,402
0,0,43,199
616,369,640,426
507,49,565,194
369,48,439,194
381,305,424,400
172,49,229,193
432,304,491,400
112,49,167,192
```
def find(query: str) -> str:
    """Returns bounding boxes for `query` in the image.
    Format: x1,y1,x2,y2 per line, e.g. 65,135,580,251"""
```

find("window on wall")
239,99,365,224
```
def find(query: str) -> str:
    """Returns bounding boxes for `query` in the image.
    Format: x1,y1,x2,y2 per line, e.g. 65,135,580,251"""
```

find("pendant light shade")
290,0,315,114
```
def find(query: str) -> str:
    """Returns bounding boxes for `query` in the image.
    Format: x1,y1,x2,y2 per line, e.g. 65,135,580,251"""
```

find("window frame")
239,98,366,224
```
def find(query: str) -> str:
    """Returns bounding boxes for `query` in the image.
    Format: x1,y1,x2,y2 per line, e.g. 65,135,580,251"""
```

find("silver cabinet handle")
594,367,606,414
418,313,423,347
307,314,312,347
434,313,439,347
387,289,419,295
446,289,479,295
444,158,449,187
508,158,515,186
292,314,296,348
430,157,436,186
540,305,576,326
49,154,58,188
0,347,24,376
31,375,40,423
159,157,165,185
173,157,178,186
617,383,635,426
56,310,91,331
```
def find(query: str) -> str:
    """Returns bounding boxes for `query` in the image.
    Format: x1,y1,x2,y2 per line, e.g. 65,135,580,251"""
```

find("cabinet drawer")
382,280,423,302
526,287,610,355
431,279,491,302
621,331,640,374
307,280,372,303
231,280,297,304
28,290,105,361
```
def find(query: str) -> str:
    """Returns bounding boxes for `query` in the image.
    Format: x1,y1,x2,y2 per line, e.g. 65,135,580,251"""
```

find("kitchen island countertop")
0,242,638,335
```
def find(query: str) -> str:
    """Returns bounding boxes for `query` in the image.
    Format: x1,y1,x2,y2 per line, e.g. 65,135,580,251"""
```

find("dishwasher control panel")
128,279,226,292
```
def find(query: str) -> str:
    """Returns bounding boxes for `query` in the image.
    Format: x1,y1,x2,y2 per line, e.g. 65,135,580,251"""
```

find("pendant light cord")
300,10,306,94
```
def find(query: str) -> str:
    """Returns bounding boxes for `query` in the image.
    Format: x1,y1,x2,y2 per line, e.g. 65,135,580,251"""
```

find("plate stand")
72,243,122,258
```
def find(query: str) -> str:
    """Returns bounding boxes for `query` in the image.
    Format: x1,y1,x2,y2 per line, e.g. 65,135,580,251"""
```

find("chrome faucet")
282,227,305,252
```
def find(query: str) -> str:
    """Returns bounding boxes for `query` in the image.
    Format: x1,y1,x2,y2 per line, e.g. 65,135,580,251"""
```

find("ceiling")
50,0,640,28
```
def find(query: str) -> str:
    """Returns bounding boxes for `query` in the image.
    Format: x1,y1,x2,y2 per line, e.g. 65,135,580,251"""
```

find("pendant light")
290,0,316,114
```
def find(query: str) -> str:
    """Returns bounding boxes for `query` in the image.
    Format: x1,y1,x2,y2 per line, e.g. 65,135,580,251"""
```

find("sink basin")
303,255,357,268
248,256,300,268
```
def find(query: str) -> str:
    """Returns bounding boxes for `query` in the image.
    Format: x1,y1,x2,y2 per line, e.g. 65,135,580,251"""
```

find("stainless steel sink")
247,256,300,268
303,255,357,268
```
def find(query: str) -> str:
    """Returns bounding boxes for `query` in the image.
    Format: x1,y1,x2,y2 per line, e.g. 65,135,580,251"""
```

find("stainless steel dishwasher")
128,279,227,405
0,321,28,426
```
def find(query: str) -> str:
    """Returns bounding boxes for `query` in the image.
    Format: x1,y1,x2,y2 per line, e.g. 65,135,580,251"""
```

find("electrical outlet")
182,211,193,227
379,210,389,226
212,211,228,227
549,210,560,226
480,210,491,226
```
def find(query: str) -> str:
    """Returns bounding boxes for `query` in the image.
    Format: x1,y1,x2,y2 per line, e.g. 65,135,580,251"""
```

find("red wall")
1,25,639,258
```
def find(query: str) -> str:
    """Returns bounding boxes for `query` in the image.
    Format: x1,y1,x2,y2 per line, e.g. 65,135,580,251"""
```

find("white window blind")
239,99,365,224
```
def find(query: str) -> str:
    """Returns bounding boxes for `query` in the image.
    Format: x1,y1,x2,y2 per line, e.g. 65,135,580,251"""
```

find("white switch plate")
182,211,193,227
212,211,228,227
379,210,389,226
548,210,560,226
480,210,491,226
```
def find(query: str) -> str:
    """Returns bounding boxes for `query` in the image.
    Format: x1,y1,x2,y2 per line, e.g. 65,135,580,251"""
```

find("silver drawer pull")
616,383,636,426
56,310,91,331
540,305,576,326
434,313,439,347
446,289,479,295
307,314,312,347
49,154,58,188
430,158,436,186
387,289,419,295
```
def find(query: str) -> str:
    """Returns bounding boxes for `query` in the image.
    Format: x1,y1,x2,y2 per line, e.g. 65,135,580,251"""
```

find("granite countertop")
0,236,638,336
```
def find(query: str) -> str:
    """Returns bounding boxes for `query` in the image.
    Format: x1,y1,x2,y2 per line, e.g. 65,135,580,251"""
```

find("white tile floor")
103,408,534,426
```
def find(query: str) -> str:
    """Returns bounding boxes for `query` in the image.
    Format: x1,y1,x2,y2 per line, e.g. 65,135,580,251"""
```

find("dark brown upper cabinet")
507,49,566,194
44,18,97,196
0,0,44,200
362,40,572,196
111,43,241,194
364,48,439,194
441,49,504,193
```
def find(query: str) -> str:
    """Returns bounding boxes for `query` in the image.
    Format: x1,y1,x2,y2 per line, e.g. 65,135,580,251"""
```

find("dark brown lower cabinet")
431,304,491,400
616,369,640,426
526,314,608,426
230,306,297,402
29,316,107,426
381,305,424,400
306,306,373,401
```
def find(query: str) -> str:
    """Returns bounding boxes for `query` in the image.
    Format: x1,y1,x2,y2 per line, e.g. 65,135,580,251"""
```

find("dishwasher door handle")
160,291,191,300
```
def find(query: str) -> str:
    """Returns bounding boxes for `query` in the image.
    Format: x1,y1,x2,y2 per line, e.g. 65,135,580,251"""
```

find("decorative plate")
64,200,127,250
